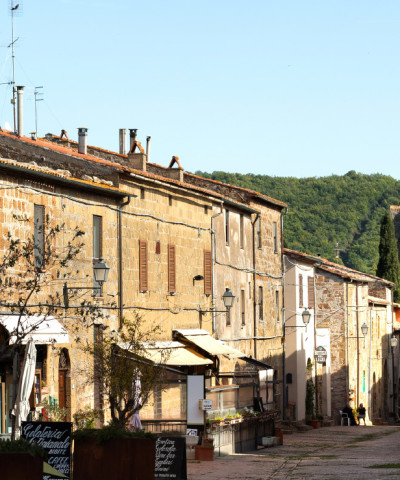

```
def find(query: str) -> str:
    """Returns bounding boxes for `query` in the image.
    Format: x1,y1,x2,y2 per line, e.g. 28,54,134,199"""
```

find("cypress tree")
376,211,400,301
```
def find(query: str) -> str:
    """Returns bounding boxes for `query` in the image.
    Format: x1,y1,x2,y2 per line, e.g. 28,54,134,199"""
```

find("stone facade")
284,249,394,424
0,128,287,434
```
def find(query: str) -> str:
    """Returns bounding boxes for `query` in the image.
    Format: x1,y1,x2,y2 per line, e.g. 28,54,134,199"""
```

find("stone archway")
58,348,71,421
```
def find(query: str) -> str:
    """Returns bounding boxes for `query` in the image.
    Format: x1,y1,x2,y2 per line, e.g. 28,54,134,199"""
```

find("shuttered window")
168,244,176,293
308,276,315,309
139,240,148,292
299,274,303,308
204,250,212,295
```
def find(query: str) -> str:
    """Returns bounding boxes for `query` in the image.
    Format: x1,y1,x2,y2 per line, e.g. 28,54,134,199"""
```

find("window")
139,240,148,292
34,204,45,269
204,250,212,295
273,222,278,253
29,370,42,407
225,209,230,245
168,195,173,206
257,217,262,249
299,274,303,308
308,276,315,308
153,385,162,419
204,205,209,215
240,214,244,249
168,244,176,293
259,286,264,321
275,290,280,322
93,215,103,296
140,188,145,200
241,289,245,326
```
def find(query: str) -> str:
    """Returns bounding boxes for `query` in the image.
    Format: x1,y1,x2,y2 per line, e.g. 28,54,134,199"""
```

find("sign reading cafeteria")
22,421,72,480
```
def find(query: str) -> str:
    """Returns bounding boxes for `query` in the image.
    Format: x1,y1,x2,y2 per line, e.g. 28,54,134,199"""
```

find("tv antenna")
34,86,44,135
9,0,23,133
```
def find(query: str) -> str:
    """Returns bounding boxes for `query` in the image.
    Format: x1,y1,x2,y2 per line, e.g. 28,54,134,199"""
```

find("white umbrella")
129,373,142,431
12,339,37,438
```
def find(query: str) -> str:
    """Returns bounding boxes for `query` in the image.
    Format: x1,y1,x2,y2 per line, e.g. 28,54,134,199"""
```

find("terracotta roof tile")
284,248,394,285
0,130,258,212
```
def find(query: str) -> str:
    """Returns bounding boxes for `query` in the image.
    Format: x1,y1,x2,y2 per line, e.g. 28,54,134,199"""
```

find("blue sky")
1,1,400,178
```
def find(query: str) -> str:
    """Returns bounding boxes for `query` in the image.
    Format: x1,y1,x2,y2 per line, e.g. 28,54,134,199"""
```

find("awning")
118,341,213,367
0,315,69,344
174,329,272,369
173,329,246,358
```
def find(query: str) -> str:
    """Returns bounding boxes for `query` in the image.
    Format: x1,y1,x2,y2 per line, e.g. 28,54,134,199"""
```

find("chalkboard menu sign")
22,421,72,480
155,436,187,480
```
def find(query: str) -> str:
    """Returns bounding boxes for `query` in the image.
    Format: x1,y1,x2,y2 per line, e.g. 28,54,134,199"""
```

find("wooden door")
59,370,66,409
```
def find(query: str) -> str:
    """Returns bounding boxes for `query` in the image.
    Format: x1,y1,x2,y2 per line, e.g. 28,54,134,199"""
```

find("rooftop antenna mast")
9,0,22,133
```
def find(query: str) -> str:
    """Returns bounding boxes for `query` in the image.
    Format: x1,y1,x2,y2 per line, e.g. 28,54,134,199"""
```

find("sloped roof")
284,248,394,286
0,129,261,213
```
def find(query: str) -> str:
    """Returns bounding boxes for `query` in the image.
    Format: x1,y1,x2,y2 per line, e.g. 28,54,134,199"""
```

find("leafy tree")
376,212,400,301
82,312,170,429
0,214,104,438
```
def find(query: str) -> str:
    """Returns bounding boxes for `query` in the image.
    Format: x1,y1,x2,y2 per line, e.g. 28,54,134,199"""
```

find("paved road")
187,425,400,479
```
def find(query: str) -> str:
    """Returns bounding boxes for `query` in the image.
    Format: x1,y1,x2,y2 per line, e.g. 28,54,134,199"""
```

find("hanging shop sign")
314,346,327,364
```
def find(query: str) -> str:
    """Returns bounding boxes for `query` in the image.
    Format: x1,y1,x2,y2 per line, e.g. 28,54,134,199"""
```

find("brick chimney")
165,156,184,182
127,129,147,171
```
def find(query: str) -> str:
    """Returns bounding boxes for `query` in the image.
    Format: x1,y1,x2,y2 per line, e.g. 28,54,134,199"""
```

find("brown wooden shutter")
308,276,315,309
299,274,303,308
204,250,212,295
139,240,148,291
168,244,176,293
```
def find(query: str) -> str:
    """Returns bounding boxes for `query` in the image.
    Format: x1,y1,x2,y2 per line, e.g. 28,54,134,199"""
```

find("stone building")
284,248,395,425
0,126,287,437
0,143,126,434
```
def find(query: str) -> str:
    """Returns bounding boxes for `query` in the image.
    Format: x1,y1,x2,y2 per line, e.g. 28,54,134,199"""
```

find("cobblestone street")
187,425,400,479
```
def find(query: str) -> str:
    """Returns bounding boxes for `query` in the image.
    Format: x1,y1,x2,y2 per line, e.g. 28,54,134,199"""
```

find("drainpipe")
118,195,133,328
356,285,360,407
252,215,259,360
281,206,288,420
211,206,223,336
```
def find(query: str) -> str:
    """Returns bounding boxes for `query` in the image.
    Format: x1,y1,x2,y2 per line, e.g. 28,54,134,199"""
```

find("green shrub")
0,438,47,459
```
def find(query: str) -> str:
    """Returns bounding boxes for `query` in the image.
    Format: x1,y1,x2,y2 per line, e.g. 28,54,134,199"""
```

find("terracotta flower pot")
195,445,214,461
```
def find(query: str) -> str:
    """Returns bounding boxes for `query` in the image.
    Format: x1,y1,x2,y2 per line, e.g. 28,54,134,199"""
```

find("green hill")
194,170,400,275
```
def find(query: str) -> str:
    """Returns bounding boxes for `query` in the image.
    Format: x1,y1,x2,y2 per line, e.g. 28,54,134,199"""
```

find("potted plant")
0,438,47,480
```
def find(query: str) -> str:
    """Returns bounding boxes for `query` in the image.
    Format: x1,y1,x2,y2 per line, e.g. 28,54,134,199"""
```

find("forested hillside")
195,170,400,275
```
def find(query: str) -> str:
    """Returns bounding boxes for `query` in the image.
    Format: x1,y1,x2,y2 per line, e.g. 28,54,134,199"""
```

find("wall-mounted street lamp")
63,257,110,308
361,322,368,338
391,336,398,349
302,308,311,326
222,287,235,310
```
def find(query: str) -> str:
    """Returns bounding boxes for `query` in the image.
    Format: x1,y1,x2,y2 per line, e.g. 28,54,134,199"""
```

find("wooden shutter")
204,250,212,295
299,274,303,308
168,244,176,293
139,240,148,291
308,276,315,309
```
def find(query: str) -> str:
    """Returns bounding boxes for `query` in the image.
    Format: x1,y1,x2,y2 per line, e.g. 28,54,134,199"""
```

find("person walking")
357,403,366,425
